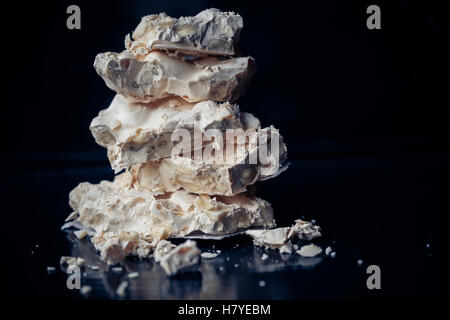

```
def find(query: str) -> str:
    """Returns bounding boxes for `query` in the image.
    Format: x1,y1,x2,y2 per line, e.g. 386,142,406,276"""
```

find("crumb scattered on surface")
201,252,219,259
74,230,88,239
80,285,92,296
116,281,128,297
47,266,56,274
296,244,323,257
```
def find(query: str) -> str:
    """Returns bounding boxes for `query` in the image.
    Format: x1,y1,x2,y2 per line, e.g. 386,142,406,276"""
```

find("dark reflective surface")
2,155,446,299
64,232,325,299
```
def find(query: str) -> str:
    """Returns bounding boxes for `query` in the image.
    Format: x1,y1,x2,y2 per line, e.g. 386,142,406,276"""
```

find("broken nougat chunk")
94,51,253,103
127,126,288,196
159,240,201,276
128,8,243,56
153,239,176,262
245,219,321,253
67,177,275,261
90,94,247,172
245,227,293,250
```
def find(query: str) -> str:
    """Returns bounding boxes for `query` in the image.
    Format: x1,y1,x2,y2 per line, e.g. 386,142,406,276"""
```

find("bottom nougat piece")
66,174,275,263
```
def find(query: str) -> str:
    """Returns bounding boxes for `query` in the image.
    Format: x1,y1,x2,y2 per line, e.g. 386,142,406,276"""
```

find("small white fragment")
357,259,363,266
234,264,239,268
90,265,99,270
216,250,221,254
80,285,92,296
201,252,219,259
112,267,123,272
219,266,224,271
296,244,323,258
159,240,201,276
325,246,332,256
128,272,139,279
330,252,336,258
65,211,79,222
47,266,56,274
116,281,128,297
279,242,293,254
60,256,85,272
258,280,266,287
261,253,269,261
74,229,88,239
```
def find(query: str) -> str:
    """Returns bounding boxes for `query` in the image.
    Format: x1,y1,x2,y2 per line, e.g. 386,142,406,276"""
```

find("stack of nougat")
66,9,288,263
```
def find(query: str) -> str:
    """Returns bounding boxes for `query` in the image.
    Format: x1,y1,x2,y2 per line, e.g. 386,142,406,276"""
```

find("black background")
1,0,448,300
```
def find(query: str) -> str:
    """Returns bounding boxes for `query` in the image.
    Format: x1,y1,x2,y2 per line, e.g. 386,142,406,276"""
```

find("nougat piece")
90,94,246,172
127,126,288,196
127,8,243,56
67,176,275,261
154,240,177,262
60,256,85,273
158,240,201,276
245,227,292,250
296,244,323,258
245,219,321,253
94,51,253,103
291,219,322,240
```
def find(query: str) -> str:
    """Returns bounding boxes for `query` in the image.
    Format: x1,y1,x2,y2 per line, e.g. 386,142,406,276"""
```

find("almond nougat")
94,51,254,103
67,9,290,264
126,126,288,196
68,176,274,262
127,8,243,56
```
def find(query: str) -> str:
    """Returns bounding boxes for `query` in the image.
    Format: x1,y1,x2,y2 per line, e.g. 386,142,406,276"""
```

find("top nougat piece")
128,8,243,56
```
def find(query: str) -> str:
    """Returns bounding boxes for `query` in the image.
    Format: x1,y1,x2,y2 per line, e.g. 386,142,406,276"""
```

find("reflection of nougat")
127,126,288,196
94,51,253,103
90,94,251,172
127,8,243,56
67,176,275,262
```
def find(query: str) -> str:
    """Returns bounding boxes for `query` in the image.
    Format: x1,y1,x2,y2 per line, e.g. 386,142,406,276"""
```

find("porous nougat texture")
126,126,288,196
90,94,248,172
245,219,321,253
67,176,275,263
94,51,253,103
127,8,243,56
